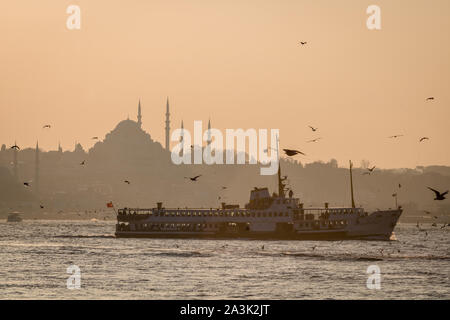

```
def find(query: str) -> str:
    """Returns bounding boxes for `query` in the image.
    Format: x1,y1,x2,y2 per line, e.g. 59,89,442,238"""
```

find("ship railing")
117,208,250,216
295,207,364,220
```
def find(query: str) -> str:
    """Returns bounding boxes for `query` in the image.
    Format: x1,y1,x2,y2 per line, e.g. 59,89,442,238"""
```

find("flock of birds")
7,91,447,223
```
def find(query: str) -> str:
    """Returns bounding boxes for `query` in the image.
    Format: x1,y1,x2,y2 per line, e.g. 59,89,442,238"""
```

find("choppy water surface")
0,221,448,299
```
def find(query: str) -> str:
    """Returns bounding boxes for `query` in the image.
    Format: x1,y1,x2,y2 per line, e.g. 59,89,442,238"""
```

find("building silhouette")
35,141,39,196
165,97,170,150
137,99,142,128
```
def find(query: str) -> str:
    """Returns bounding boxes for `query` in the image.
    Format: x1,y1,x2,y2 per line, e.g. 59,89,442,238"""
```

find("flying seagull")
426,97,434,101
23,182,30,187
427,187,448,201
307,138,322,143
185,175,202,182
43,124,51,129
299,41,307,45
92,137,99,140
308,126,318,132
10,144,20,150
80,160,86,165
419,137,429,142
283,149,306,156
363,166,376,175
124,180,131,184
389,135,404,139
40,205,44,209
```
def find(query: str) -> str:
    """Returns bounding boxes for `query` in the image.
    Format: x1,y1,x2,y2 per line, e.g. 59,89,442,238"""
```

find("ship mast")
349,160,355,208
276,135,285,198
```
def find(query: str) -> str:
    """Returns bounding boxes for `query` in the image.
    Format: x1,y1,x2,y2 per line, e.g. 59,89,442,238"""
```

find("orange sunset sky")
0,0,449,168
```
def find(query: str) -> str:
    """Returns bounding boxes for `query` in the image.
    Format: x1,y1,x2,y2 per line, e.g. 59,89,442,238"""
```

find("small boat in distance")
7,211,23,222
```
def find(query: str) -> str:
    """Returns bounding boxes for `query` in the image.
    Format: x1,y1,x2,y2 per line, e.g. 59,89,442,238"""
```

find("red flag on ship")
106,201,114,208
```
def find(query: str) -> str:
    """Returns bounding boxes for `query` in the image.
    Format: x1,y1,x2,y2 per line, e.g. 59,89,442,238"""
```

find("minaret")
349,160,355,208
58,141,62,153
35,141,40,196
137,99,142,128
165,97,170,150
13,140,18,180
180,120,184,154
206,118,212,145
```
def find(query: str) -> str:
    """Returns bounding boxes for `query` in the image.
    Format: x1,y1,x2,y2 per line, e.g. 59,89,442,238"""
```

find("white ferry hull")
115,208,402,241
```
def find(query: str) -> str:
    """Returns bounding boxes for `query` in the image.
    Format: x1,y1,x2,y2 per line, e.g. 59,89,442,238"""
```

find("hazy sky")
1,0,449,168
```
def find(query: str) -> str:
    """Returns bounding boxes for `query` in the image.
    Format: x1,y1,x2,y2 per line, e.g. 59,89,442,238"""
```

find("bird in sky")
40,205,44,209
221,186,227,190
299,41,307,45
308,126,318,132
389,135,404,139
124,180,131,184
307,138,322,143
80,160,86,165
185,175,202,182
427,187,448,201
10,144,20,150
426,97,435,101
283,149,306,157
363,166,376,175
23,182,30,187
43,124,51,129
419,137,429,142
424,210,431,215
92,137,99,140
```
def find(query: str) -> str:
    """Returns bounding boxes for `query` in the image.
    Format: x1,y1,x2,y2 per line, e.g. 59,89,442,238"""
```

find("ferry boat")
7,211,23,222
115,162,402,240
